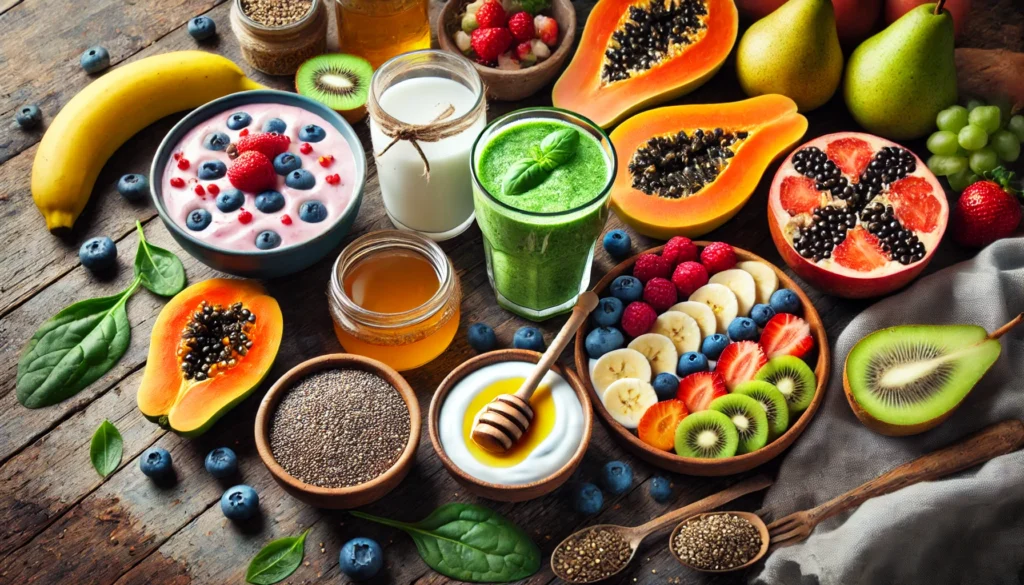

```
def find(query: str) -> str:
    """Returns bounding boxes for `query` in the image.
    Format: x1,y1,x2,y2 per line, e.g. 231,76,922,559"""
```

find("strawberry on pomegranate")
952,169,1022,248
470,27,513,63
507,11,535,42
227,151,276,193
534,14,558,46
676,371,727,412
236,132,290,159
474,0,507,28
716,341,767,391
759,313,815,359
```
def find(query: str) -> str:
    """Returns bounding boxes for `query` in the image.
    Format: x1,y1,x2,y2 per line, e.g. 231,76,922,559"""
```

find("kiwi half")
734,380,790,441
709,394,768,454
755,356,816,415
295,54,373,124
673,410,738,459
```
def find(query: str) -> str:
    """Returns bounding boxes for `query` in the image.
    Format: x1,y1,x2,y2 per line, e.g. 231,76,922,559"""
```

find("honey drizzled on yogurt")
463,377,557,467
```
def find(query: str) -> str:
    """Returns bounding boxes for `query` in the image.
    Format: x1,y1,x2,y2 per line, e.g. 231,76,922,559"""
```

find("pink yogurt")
162,103,357,252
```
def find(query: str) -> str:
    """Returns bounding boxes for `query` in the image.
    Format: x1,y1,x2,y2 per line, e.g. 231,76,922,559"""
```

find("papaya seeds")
629,128,748,198
178,301,256,382
601,0,708,83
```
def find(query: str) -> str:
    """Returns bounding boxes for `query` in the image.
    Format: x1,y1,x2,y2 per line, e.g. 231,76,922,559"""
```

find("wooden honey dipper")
470,291,599,453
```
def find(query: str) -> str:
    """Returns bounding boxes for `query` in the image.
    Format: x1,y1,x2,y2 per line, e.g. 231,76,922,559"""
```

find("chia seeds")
552,528,633,583
269,368,410,488
672,513,762,571
241,0,313,27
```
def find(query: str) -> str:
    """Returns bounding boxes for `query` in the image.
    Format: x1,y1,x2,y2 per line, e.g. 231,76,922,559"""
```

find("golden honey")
461,377,557,468
334,0,431,68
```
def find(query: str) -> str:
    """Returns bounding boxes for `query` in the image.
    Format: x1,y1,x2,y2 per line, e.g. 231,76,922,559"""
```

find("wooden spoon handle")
513,291,599,401
630,474,774,540
807,419,1024,525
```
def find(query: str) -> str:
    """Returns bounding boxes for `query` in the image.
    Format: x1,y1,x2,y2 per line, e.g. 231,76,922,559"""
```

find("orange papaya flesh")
552,0,738,129
610,95,808,240
137,278,282,437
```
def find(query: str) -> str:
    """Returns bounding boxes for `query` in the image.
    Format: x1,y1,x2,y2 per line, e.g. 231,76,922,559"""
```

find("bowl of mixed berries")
438,0,576,101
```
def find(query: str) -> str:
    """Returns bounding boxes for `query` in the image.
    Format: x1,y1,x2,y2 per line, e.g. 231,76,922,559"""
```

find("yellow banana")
32,51,264,233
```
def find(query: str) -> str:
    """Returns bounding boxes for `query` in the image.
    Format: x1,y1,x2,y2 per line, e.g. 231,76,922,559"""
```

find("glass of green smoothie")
471,108,617,321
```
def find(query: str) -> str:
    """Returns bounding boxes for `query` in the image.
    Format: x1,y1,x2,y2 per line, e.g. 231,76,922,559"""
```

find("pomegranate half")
768,132,948,298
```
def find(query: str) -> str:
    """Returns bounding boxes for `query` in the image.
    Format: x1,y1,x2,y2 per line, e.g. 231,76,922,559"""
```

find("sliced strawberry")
716,341,767,391
888,176,941,233
760,313,815,359
833,226,887,272
780,176,823,216
637,399,688,451
826,136,873,179
676,372,727,412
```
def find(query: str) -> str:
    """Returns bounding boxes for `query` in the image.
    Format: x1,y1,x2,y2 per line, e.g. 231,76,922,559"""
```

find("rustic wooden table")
1,1,1021,584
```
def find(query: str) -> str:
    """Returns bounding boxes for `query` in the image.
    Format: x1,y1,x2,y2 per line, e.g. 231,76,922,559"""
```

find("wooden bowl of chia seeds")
255,354,420,509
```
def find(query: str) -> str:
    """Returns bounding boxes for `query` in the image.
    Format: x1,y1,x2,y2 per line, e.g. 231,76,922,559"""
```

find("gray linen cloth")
752,237,1024,585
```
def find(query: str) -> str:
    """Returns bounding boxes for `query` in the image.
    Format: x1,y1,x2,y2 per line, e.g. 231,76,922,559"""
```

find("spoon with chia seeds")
669,511,769,573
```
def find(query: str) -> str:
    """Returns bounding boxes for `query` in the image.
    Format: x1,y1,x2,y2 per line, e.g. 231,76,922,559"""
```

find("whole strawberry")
236,132,290,159
534,14,558,46
228,151,276,193
471,27,513,63
474,1,506,29
507,11,535,42
952,169,1022,248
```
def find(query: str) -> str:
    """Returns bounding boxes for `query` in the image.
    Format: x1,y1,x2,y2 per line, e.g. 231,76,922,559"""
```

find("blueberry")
585,326,624,359
227,111,252,130
263,118,287,133
255,230,282,250
652,372,678,401
254,190,286,213
750,303,776,328
602,229,632,260
186,208,212,231
80,46,110,73
139,447,173,479
216,189,245,212
117,173,148,202
573,482,603,515
467,323,497,353
339,537,384,582
701,333,729,361
727,317,759,341
79,236,117,272
513,326,545,351
273,152,301,175
204,447,238,479
15,104,42,128
609,275,643,303
298,124,326,142
770,289,801,315
221,485,259,521
285,169,315,190
593,297,624,327
649,476,672,503
299,200,327,223
197,160,227,180
677,352,709,377
202,132,230,151
601,460,633,495
187,16,217,41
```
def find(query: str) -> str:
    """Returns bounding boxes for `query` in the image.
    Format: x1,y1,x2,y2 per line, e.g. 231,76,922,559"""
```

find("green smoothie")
473,114,614,320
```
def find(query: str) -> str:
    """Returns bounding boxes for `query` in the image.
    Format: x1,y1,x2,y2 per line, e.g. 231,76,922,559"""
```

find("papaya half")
552,0,738,129
137,278,282,437
609,95,808,239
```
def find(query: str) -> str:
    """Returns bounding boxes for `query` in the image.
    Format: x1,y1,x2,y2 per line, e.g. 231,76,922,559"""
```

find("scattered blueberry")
593,297,624,327
585,326,624,359
186,208,212,231
221,485,259,521
573,482,603,515
197,160,227,180
649,476,672,503
187,16,217,41
701,333,729,361
339,537,384,582
80,46,110,73
202,131,230,151
216,189,245,212
298,124,326,142
285,169,315,190
139,447,173,479
769,289,801,315
677,352,709,377
602,229,632,260
467,323,497,353
601,460,633,495
79,236,117,272
609,275,643,303
727,317,759,342
227,111,252,130
299,200,327,223
255,190,286,213
273,152,302,175
750,303,776,328
204,447,238,479
255,230,282,250
117,173,148,202
15,104,42,128
263,118,287,133
513,326,545,351
652,372,679,401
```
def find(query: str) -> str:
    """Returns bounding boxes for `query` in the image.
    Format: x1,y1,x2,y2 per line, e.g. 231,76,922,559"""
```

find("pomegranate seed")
238,209,252,224
177,158,190,170
281,214,293,225
207,184,220,195
194,184,205,196
170,177,185,188
239,128,249,137
318,155,334,167
299,143,312,155
173,152,182,161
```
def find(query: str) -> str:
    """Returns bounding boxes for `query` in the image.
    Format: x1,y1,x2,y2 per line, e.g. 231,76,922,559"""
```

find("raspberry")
236,132,290,159
671,261,709,297
207,184,220,196
474,1,506,28
534,14,559,46
194,184,205,196
700,242,737,274
299,143,313,155
169,177,185,189
177,158,190,170
470,27,513,63
662,236,698,265
507,11,535,42
227,151,276,193
642,277,678,312
238,209,252,224
318,155,334,168
281,214,292,225
621,302,657,338
632,253,671,283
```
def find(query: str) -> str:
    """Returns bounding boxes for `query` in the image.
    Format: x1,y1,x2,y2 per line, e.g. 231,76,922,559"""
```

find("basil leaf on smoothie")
537,127,579,170
501,128,580,195
502,158,551,195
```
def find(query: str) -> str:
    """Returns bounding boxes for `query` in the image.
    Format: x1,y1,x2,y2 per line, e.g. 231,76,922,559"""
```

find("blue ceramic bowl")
150,90,366,279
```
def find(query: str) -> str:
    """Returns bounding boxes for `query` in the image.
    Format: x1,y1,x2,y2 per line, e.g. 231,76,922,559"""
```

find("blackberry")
178,301,256,381
628,128,746,198
602,0,708,83
859,202,926,265
792,205,858,261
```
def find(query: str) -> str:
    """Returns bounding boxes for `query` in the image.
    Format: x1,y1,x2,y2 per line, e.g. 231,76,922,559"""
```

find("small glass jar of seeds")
230,0,328,76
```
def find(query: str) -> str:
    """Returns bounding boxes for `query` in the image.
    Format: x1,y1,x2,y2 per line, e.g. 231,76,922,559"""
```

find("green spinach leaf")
501,127,581,195
246,530,309,585
90,419,123,477
134,221,186,296
351,504,540,583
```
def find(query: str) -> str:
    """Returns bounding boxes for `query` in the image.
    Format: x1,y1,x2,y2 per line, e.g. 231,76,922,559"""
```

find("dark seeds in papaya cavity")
178,301,256,382
602,0,708,83
628,128,746,198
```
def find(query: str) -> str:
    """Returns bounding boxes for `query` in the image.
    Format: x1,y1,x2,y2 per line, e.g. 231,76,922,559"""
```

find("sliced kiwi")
734,380,790,441
673,410,738,459
295,54,373,124
709,394,768,454
755,356,816,415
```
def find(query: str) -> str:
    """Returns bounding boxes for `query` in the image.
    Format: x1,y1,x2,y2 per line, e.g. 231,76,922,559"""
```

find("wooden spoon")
470,291,599,453
669,511,770,573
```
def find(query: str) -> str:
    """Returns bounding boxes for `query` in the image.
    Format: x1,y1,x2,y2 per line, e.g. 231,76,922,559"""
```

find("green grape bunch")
927,99,1023,192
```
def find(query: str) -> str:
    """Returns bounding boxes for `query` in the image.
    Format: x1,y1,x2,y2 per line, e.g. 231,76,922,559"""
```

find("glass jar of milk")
368,50,486,241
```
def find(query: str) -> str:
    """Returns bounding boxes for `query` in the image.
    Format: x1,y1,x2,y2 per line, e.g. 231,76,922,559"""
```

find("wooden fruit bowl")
573,243,830,476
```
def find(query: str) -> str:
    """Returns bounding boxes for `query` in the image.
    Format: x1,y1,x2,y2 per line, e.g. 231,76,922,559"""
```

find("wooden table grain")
0,1,1020,584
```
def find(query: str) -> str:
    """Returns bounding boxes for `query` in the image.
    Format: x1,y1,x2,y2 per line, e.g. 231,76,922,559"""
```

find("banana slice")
650,311,701,355
709,269,757,317
602,378,658,429
628,334,679,375
689,283,739,334
669,301,717,340
591,348,652,395
737,261,779,305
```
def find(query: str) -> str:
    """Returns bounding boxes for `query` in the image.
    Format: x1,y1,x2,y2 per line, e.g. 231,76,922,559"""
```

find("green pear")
844,2,957,140
736,0,843,112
